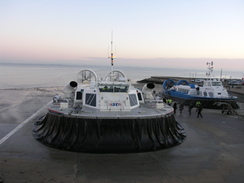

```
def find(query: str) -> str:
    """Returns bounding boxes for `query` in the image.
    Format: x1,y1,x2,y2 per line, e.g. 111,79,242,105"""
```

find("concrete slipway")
0,87,243,183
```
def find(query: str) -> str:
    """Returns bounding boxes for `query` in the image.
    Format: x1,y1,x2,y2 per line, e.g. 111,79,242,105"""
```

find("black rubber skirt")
33,112,186,153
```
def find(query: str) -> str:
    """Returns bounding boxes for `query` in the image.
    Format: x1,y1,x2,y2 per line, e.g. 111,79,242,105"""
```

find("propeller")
177,80,189,86
162,79,175,90
77,69,98,83
104,70,127,81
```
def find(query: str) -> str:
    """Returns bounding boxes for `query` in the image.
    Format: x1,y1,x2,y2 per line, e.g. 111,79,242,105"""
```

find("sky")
0,0,244,71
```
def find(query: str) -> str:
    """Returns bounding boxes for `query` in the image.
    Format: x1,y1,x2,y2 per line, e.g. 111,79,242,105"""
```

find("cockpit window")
99,85,128,92
212,82,222,86
204,81,222,87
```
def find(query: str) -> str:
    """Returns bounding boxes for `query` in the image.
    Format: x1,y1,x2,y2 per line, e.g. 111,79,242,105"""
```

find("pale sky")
0,0,243,71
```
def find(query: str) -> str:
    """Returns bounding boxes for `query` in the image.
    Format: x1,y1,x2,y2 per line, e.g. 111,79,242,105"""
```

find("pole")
220,69,222,81
110,31,114,72
108,31,115,81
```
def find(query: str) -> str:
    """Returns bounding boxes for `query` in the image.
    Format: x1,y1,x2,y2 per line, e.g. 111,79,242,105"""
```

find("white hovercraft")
33,42,186,153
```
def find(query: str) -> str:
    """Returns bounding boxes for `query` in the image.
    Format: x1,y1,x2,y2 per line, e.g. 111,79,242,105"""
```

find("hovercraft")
162,62,238,109
33,41,186,153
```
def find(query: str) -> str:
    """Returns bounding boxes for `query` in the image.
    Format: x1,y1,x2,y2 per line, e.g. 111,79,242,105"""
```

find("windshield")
99,84,128,92
212,82,222,86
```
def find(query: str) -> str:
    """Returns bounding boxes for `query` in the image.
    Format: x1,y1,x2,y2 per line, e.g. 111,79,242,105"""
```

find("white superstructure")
49,68,173,117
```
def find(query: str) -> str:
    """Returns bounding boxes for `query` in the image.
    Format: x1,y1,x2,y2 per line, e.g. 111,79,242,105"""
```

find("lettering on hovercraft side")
109,103,122,106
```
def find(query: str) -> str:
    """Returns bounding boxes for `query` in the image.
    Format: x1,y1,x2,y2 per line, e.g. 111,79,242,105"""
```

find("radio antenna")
206,61,214,79
108,31,115,73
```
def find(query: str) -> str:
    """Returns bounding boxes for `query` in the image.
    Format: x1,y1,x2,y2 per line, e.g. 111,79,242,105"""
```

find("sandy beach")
0,84,244,183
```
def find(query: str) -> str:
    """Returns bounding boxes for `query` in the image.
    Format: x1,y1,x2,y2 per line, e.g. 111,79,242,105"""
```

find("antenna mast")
109,31,115,73
206,61,214,79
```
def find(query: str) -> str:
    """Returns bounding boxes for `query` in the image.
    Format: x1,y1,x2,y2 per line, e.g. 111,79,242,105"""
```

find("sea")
0,63,243,89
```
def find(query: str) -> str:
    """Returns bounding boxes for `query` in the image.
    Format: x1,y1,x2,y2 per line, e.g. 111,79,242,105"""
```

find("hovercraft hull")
33,112,186,153
162,90,239,109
